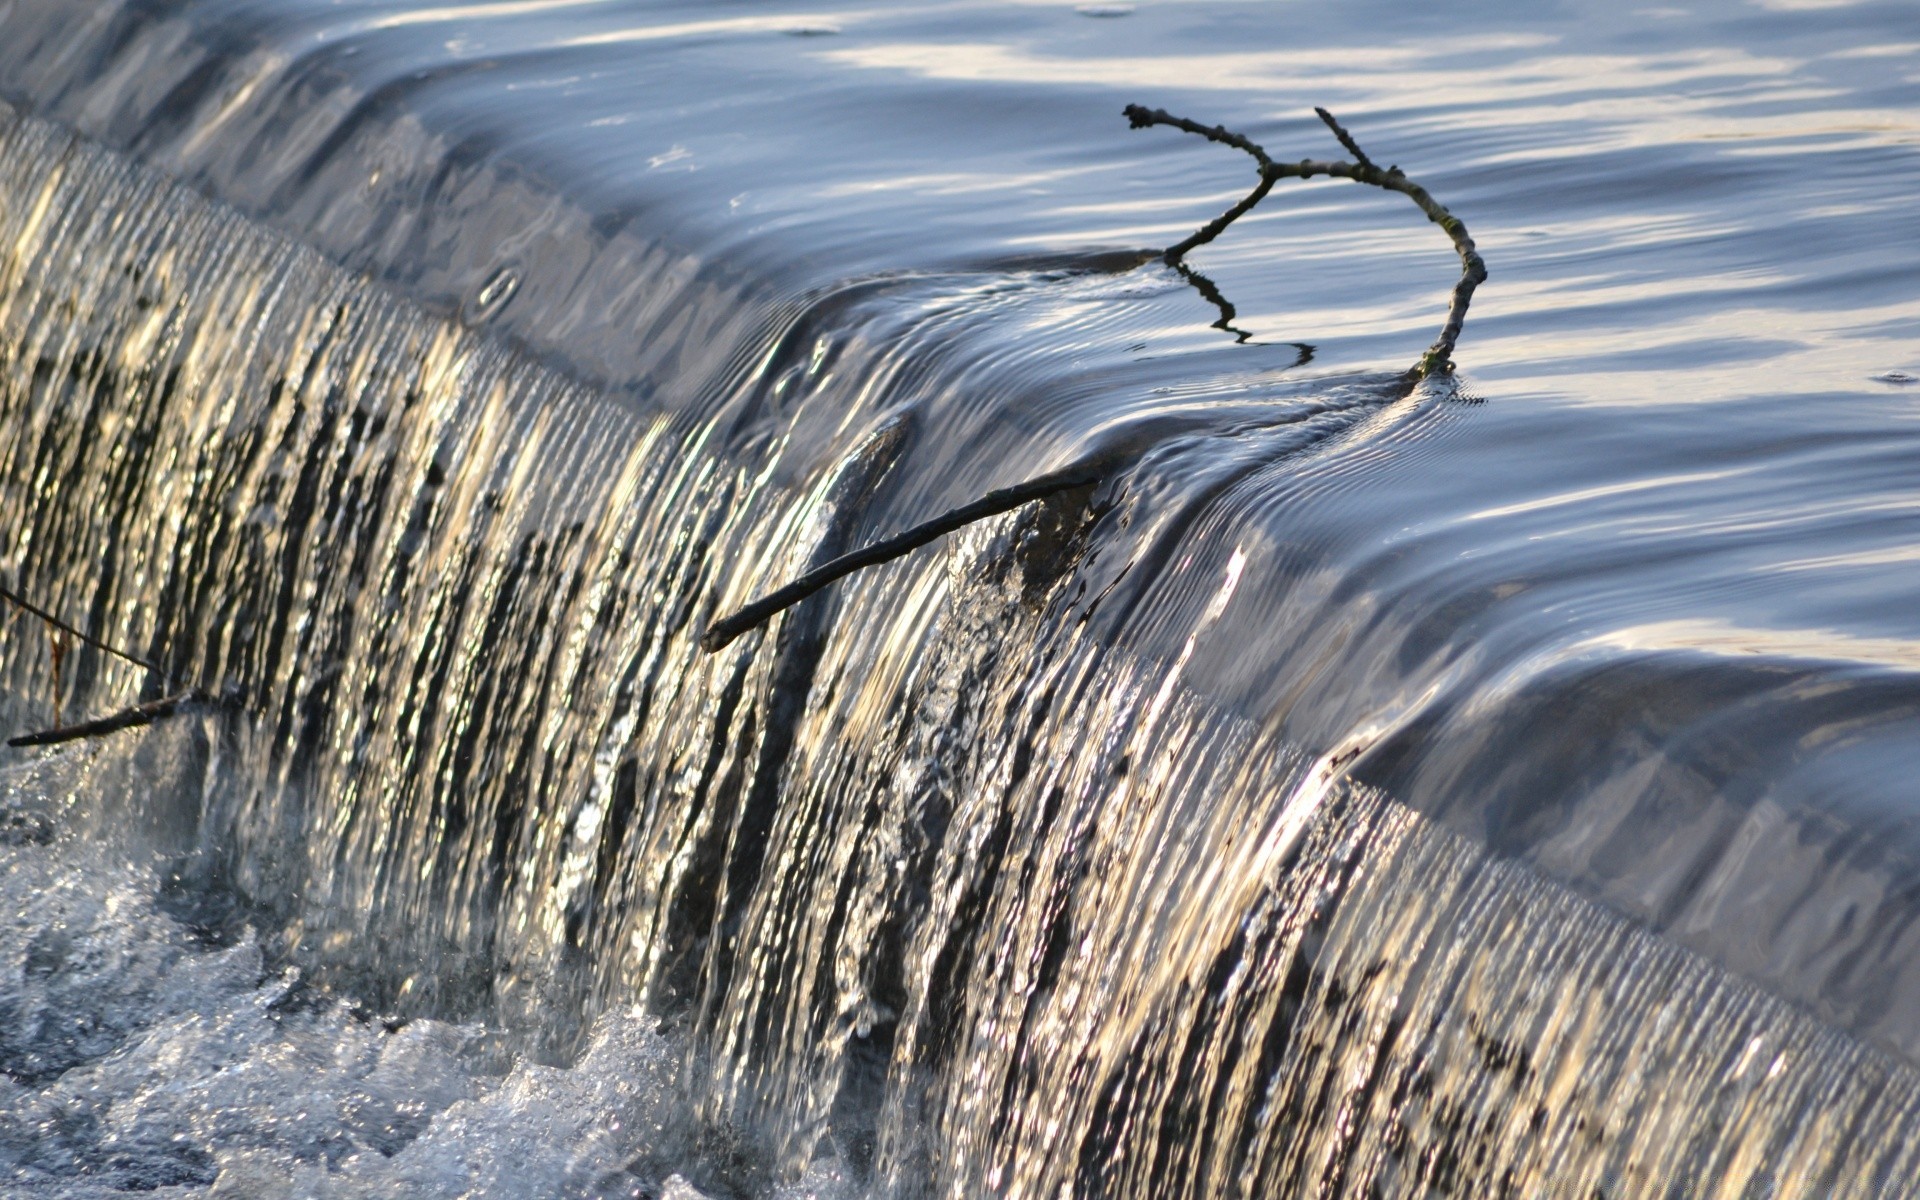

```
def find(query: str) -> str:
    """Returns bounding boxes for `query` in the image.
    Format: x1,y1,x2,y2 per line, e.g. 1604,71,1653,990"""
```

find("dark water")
0,0,1918,1195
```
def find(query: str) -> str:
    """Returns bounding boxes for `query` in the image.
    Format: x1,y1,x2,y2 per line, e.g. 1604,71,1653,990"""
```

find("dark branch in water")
0,578,166,678
702,462,1103,651
705,108,1479,656
1,576,229,747
8,689,215,748
1124,103,1488,377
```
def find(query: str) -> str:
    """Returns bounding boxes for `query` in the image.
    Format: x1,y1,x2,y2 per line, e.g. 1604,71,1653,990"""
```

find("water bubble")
469,265,520,322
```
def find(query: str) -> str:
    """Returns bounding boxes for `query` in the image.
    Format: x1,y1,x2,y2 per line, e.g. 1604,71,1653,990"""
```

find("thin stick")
702,464,1102,652
0,579,167,677
1125,104,1488,377
8,688,212,748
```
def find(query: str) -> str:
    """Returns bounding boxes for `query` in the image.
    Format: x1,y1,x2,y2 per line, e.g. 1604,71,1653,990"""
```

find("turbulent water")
0,0,1918,1196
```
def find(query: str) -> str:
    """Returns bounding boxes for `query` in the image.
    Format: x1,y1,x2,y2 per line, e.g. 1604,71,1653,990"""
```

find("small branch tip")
1314,106,1376,170
1124,102,1484,377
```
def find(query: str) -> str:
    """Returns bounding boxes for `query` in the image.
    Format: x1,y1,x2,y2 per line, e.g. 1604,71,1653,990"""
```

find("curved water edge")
1,0,1919,1194
1,103,1918,1196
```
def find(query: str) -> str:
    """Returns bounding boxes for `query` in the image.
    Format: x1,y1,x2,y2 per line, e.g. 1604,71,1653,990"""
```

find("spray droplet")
470,265,520,321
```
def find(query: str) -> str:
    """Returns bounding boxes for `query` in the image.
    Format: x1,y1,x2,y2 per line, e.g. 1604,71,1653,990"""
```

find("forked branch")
701,106,1488,654
1124,103,1487,377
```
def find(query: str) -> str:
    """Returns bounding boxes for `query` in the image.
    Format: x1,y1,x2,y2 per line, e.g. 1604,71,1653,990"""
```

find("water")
0,0,1918,1195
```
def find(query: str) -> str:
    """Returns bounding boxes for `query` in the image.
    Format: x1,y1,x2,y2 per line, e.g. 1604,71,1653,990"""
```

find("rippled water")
1,0,1918,1195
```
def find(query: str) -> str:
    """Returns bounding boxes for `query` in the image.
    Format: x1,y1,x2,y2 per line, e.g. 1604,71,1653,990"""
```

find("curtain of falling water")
7,105,1920,1199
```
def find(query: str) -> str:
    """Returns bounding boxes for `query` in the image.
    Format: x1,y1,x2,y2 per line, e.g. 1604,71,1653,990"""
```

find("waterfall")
6,99,1920,1196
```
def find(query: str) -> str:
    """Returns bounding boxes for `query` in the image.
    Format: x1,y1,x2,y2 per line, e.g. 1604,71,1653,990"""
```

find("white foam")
0,773,742,1199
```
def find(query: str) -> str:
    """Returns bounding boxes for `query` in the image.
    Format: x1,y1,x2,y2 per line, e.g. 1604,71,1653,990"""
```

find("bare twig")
1,576,228,748
0,578,166,677
8,688,214,748
1125,103,1488,377
703,107,1483,656
1121,107,1274,264
702,462,1103,651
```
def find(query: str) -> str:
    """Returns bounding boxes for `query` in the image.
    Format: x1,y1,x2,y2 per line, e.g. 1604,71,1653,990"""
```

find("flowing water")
1,0,1918,1196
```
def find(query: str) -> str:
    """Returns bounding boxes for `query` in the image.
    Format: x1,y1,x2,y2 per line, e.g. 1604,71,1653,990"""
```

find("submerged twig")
701,462,1103,651
8,688,214,748
1124,103,1488,377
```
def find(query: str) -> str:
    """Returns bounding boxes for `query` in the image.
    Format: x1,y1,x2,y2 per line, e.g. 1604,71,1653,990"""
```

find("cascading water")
3,1,1920,1197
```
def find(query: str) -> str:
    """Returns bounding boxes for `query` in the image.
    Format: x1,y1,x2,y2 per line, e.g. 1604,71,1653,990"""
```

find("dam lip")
0,94,1917,1076
0,3,755,406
